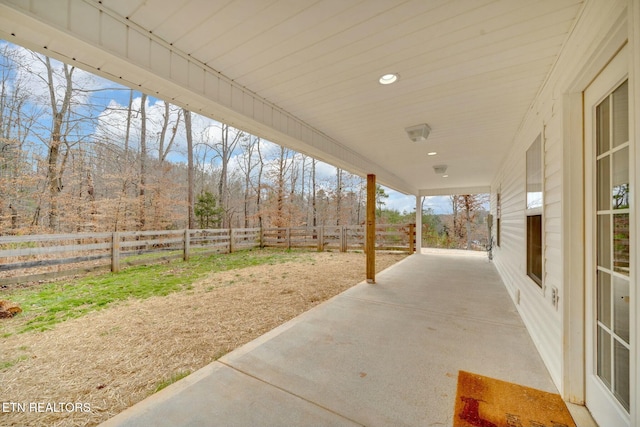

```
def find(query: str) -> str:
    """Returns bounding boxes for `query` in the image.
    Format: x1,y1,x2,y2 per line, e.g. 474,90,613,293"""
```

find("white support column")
415,195,422,254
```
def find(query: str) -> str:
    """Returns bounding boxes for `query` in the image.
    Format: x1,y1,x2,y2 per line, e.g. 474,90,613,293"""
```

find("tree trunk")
465,200,472,250
184,108,195,229
216,124,243,227
138,93,147,229
124,90,133,153
336,167,343,225
241,136,258,228
45,58,74,231
276,146,286,228
256,142,264,229
311,158,317,228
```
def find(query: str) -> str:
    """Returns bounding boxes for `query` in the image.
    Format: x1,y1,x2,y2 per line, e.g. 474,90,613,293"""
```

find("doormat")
453,371,576,427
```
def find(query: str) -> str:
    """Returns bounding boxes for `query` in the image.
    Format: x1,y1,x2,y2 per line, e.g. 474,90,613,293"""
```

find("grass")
1,248,303,336
0,355,29,371
152,370,192,394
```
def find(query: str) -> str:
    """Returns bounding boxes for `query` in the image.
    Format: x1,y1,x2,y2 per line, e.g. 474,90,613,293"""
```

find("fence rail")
0,225,414,285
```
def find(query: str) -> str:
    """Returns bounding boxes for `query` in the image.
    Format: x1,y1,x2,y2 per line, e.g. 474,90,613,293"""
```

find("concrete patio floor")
100,249,595,427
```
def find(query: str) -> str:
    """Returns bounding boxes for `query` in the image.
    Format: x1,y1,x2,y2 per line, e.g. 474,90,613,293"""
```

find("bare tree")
149,102,182,229
311,158,317,228
184,108,195,229
157,102,181,162
263,145,297,228
3,43,402,235
0,45,39,233
335,167,343,225
450,194,488,249
41,57,76,231
256,139,265,229
138,93,147,229
239,135,260,228
215,123,244,227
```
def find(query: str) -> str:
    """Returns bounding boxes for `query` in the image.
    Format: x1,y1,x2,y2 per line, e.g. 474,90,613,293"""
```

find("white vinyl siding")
492,123,562,388
491,0,629,394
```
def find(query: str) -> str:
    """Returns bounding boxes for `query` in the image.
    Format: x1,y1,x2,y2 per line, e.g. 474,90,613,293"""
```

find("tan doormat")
453,371,576,427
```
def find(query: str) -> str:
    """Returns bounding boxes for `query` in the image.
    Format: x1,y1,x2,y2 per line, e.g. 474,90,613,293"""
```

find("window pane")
612,147,629,209
596,97,610,155
597,270,611,328
612,81,628,148
597,325,612,387
527,215,542,286
613,213,629,275
613,340,630,411
597,214,611,269
597,157,610,211
526,136,542,209
613,275,630,343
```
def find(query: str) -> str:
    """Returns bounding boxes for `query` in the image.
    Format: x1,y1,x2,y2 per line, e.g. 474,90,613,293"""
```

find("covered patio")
2,1,638,424
99,249,593,427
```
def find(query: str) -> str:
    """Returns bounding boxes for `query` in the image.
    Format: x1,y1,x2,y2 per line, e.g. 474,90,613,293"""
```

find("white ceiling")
0,0,585,195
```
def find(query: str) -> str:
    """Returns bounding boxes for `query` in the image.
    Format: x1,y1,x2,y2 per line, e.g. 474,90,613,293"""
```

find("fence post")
409,223,415,253
319,227,324,252
184,229,190,261
259,226,264,248
111,232,120,273
229,229,235,253
345,226,349,252
286,228,291,250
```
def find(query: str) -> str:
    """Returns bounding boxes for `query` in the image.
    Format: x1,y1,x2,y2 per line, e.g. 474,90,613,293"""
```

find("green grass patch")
152,370,191,394
0,355,29,371
1,248,302,336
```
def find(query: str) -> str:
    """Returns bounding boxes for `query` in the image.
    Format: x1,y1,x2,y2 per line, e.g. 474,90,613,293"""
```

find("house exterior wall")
491,0,630,396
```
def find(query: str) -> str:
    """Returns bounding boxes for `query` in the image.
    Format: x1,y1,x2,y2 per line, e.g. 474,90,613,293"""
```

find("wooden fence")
0,225,414,285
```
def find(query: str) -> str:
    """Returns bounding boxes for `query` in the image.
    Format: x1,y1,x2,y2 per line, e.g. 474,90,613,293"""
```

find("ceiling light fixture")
379,73,399,85
405,123,431,142
427,151,437,156
433,165,447,174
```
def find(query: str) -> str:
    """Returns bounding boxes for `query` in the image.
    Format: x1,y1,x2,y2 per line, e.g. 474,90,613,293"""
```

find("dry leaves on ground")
0,251,407,427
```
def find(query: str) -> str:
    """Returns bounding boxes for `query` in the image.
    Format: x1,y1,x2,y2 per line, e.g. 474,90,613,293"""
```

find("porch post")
415,195,422,253
366,174,376,283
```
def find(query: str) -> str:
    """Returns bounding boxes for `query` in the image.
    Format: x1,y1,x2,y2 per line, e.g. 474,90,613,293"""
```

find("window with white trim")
526,135,543,286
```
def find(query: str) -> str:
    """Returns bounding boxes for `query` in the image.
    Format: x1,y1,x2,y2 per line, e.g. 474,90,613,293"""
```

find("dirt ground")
0,251,407,427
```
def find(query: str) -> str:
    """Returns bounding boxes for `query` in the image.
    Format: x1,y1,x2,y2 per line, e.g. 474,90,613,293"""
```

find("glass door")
584,45,632,427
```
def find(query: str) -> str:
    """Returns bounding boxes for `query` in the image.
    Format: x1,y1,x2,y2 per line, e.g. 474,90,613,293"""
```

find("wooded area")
0,43,385,236
0,42,488,248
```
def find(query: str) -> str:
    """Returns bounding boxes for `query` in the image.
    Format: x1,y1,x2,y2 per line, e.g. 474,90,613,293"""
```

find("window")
526,135,543,286
527,214,542,285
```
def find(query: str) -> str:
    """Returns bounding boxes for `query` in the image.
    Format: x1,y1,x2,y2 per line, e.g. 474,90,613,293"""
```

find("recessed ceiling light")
379,73,399,85
427,152,437,156
442,174,449,178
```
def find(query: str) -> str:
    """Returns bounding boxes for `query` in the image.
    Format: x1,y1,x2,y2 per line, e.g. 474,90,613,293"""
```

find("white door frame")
584,44,631,427
562,12,629,409
561,6,640,426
